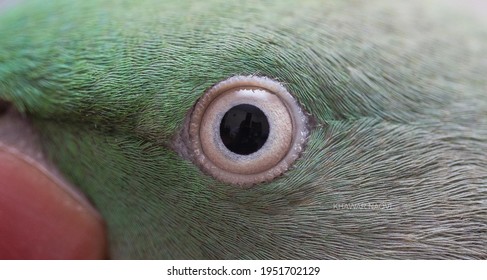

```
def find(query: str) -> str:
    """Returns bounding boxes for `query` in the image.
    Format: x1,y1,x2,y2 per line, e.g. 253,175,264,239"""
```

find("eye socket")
188,76,308,185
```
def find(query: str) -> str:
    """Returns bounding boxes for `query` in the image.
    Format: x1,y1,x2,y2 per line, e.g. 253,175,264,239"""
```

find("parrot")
0,0,486,259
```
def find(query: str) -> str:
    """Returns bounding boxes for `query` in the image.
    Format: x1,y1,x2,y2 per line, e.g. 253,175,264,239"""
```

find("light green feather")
0,0,486,258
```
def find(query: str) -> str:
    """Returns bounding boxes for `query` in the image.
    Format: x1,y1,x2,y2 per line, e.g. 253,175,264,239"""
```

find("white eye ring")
188,75,308,185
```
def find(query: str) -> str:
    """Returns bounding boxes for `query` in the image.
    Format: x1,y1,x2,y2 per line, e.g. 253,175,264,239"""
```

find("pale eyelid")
175,75,309,186
200,88,292,175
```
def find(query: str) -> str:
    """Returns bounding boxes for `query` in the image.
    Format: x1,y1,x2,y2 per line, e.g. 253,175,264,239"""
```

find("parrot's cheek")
0,106,107,260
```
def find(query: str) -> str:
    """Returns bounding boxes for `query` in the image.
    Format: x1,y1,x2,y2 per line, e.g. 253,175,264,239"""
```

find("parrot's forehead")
1,0,484,132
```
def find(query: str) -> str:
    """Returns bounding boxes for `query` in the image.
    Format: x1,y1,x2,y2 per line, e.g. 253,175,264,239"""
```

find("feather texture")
0,0,486,258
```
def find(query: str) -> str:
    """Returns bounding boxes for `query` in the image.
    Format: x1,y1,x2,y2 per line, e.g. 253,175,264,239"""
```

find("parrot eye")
188,76,308,185
219,104,270,155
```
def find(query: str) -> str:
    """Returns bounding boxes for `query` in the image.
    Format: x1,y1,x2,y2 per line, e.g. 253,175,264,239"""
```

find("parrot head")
0,0,486,259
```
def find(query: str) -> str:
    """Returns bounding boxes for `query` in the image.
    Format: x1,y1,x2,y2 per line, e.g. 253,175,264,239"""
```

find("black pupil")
219,104,270,155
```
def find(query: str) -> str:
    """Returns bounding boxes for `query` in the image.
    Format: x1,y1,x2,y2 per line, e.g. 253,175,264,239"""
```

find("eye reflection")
220,104,270,155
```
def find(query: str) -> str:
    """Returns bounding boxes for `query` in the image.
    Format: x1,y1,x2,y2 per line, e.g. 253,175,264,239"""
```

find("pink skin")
0,105,107,259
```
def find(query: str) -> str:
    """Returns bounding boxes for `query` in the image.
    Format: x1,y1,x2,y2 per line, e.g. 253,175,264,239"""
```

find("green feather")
1,0,486,258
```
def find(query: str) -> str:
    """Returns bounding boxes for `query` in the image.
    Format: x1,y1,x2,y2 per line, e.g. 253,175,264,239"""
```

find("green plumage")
1,0,486,258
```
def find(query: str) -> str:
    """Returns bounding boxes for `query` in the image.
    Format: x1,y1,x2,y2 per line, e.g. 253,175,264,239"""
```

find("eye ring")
189,76,308,185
